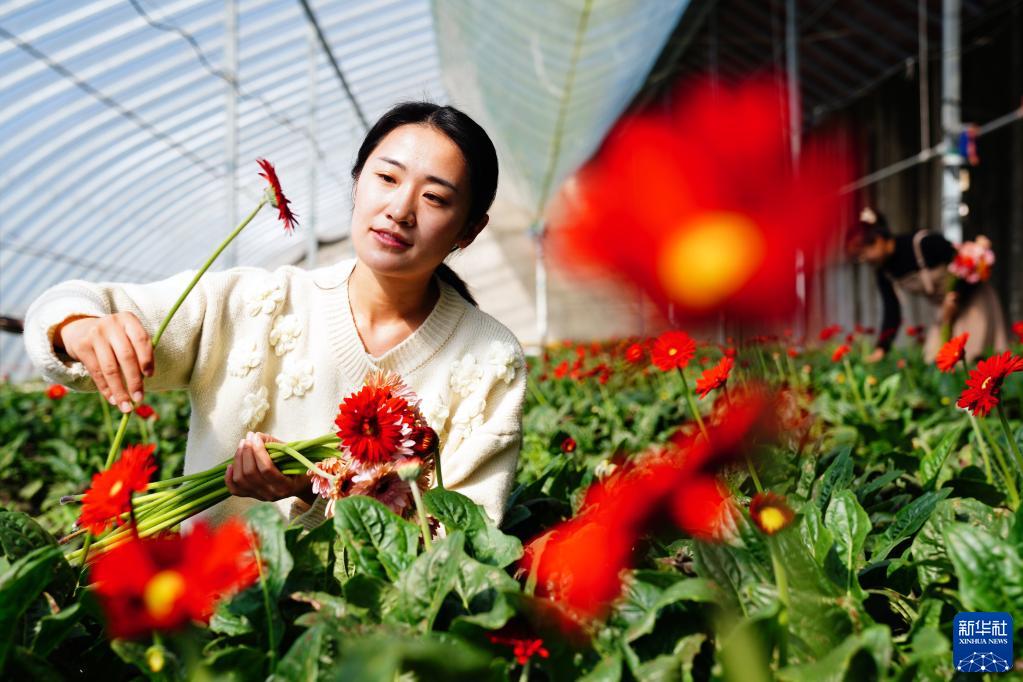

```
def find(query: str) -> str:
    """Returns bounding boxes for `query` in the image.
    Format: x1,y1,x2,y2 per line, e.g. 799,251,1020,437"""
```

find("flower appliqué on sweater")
276,359,314,399
450,393,486,444
245,279,285,317
241,386,270,429
269,314,302,356
421,394,450,435
228,340,263,378
450,353,484,397
486,340,520,385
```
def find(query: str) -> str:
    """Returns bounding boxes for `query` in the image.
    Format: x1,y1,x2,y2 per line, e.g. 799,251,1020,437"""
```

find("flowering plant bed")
2,325,1022,679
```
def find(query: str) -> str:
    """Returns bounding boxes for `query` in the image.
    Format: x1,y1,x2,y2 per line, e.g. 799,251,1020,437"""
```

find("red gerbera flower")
561,436,577,454
46,384,67,400
334,386,414,466
957,351,1023,416
256,158,298,234
936,333,969,373
90,519,259,638
831,344,851,363
134,404,157,420
1012,321,1023,344
550,78,849,323
79,444,157,536
488,633,550,665
695,356,734,399
819,324,842,341
624,343,645,364
651,331,696,372
906,325,924,338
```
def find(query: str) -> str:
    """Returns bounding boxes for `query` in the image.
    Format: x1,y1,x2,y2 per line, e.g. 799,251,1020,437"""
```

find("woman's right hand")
54,312,154,413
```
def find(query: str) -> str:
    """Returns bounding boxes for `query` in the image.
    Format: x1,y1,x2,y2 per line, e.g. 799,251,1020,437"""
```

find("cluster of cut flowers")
65,370,437,565
948,237,995,284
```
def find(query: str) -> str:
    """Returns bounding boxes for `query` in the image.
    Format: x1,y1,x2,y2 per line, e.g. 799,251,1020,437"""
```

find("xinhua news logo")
953,612,1014,673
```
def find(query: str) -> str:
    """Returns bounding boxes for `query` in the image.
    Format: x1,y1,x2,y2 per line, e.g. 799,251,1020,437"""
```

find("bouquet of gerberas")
65,371,438,563
942,235,995,341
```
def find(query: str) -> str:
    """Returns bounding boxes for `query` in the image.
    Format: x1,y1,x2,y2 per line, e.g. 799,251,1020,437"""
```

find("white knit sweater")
23,258,526,529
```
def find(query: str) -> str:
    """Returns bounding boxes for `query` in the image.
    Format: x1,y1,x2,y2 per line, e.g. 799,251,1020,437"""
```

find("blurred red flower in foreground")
521,389,774,621
551,78,849,323
651,331,696,372
695,356,734,399
46,384,67,400
91,519,259,638
936,333,969,373
257,158,298,234
79,444,156,536
957,351,1023,416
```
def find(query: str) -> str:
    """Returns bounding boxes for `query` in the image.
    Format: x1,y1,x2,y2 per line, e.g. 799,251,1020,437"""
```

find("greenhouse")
0,0,1021,678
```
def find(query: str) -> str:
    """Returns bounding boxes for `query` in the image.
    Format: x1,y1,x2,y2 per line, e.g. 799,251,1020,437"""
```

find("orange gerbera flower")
256,158,298,234
957,351,1023,416
695,356,734,399
651,331,696,372
90,519,258,638
749,492,795,535
936,332,969,373
78,444,157,536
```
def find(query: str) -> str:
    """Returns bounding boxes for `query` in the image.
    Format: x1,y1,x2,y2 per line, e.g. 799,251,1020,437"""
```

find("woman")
24,102,526,529
847,208,1008,363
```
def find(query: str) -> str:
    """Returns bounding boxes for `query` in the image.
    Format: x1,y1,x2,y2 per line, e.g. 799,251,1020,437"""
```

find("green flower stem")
996,404,1023,477
252,539,277,675
968,413,995,484
746,454,764,494
676,367,709,440
434,452,445,490
276,443,336,482
842,357,869,422
409,481,432,551
768,538,791,667
977,414,1020,508
102,415,131,469
526,378,548,406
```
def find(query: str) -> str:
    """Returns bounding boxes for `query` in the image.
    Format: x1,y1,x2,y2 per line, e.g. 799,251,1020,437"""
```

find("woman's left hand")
226,432,313,503
941,291,959,324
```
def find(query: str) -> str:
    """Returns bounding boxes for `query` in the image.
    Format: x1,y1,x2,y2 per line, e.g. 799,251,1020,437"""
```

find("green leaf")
799,504,833,566
328,632,493,681
244,504,293,599
620,574,718,643
30,601,83,656
423,489,523,567
871,489,951,561
395,531,466,631
579,653,622,682
0,511,73,603
691,540,772,615
271,624,325,682
919,425,965,490
0,545,62,670
816,445,853,512
909,497,1008,590
451,553,518,630
776,625,892,682
943,522,1023,614
824,490,870,596
333,496,421,582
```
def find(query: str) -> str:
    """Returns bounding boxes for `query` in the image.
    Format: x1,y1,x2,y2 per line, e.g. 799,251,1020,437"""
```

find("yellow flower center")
981,377,993,390
109,480,123,497
658,213,765,310
668,348,678,356
143,570,186,620
758,507,788,533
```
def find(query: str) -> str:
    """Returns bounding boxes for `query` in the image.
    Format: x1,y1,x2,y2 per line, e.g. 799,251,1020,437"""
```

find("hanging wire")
127,0,347,187
296,0,369,131
0,26,222,179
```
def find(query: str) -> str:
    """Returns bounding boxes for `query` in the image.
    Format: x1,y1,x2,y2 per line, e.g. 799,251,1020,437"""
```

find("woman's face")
350,123,486,280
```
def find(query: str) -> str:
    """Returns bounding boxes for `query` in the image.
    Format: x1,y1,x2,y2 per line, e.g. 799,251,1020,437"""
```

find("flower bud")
396,457,423,482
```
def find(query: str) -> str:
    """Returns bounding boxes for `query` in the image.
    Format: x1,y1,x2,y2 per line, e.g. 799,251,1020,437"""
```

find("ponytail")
435,263,477,307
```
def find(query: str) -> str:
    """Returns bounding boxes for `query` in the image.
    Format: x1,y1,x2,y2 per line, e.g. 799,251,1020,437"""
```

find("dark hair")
846,208,892,255
351,101,499,306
